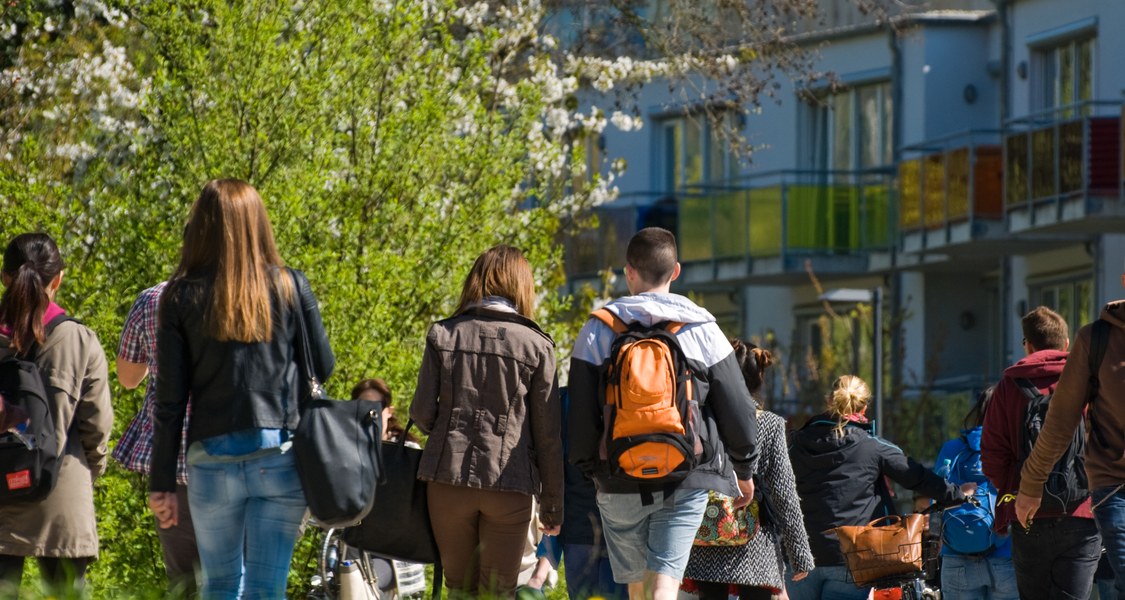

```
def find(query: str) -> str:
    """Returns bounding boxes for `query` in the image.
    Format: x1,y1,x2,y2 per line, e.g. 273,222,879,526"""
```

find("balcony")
562,194,675,292
1004,101,1124,233
898,130,1005,254
561,171,895,290
678,170,895,284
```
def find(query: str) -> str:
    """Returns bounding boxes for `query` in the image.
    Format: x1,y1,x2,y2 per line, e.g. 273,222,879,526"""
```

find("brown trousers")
427,482,534,596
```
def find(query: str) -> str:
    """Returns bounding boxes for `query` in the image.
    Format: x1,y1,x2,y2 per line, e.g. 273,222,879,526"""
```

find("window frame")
800,80,894,173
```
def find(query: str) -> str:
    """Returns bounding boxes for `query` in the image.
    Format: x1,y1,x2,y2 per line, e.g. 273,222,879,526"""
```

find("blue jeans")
786,565,868,600
1091,485,1125,600
1011,516,1101,600
596,487,708,582
562,543,626,600
188,450,307,599
940,555,1019,600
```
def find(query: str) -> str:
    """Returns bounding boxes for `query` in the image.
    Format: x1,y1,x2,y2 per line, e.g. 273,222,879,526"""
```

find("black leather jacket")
150,268,334,492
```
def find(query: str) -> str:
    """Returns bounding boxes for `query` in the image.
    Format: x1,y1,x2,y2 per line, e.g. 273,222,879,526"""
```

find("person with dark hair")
932,387,1017,600
789,375,963,600
568,227,760,600
0,233,113,595
684,339,814,599
982,305,1100,600
149,179,335,598
113,281,199,595
1013,280,1125,599
352,378,416,444
410,245,563,597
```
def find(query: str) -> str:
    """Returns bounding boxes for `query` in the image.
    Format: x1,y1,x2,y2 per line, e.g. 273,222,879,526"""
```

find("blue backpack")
939,429,999,555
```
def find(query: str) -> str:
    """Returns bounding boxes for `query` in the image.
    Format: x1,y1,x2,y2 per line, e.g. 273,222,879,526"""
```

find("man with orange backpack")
568,227,760,600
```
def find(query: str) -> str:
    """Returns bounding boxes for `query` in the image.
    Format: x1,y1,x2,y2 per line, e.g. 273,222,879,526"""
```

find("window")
572,132,605,193
802,81,893,172
659,112,737,192
1036,37,1094,116
1031,276,1094,340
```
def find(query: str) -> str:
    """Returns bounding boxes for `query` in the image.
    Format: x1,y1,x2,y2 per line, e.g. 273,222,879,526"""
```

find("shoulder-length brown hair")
171,179,292,342
455,245,535,318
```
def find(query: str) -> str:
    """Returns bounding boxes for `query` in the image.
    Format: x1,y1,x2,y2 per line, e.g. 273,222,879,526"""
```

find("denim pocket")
188,462,231,506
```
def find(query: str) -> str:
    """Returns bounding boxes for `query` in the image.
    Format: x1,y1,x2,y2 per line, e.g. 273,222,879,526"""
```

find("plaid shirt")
112,282,190,485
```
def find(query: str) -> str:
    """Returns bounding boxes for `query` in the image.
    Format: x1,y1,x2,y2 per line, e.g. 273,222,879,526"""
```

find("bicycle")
840,500,975,600
847,537,941,600
307,526,427,600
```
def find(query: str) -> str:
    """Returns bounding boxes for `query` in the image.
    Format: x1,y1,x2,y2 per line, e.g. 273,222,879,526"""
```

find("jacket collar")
453,307,554,346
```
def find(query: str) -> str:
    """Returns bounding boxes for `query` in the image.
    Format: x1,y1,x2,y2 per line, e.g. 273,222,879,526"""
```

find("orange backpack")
592,309,702,484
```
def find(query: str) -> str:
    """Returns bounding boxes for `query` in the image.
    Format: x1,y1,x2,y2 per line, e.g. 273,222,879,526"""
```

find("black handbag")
290,273,384,528
342,421,438,563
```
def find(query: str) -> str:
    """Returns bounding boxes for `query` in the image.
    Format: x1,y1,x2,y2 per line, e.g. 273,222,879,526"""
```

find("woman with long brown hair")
409,245,563,597
0,233,112,596
149,179,334,598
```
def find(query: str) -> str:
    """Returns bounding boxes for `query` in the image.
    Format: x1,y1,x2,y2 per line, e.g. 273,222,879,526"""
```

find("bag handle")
865,515,903,528
289,270,328,408
396,419,419,449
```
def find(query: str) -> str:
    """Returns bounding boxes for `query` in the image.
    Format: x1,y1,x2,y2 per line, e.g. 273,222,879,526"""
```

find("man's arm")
116,358,147,390
116,286,156,390
981,377,1019,495
704,335,759,480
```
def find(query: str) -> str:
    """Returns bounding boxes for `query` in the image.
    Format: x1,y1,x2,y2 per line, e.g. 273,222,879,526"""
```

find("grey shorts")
595,487,708,583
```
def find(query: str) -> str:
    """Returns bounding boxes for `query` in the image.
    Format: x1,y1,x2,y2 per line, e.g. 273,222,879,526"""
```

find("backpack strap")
27,314,80,360
590,308,628,334
1013,377,1043,402
656,320,687,335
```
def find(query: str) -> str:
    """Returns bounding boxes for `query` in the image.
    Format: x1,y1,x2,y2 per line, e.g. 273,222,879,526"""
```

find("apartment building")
565,0,1125,414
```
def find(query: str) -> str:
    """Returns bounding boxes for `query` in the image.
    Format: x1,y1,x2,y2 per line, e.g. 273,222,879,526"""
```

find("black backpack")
1014,319,1112,514
0,315,76,502
1017,376,1089,513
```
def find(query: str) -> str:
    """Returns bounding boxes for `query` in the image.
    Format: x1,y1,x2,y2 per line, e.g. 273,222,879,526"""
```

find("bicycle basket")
835,514,927,587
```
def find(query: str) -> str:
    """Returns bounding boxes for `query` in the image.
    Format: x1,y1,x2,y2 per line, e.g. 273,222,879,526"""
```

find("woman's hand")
539,524,561,536
149,491,179,529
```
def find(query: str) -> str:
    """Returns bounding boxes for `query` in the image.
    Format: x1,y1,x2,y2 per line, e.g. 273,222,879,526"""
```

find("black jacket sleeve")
706,352,759,479
876,438,961,506
566,356,603,477
151,286,190,493
294,269,334,383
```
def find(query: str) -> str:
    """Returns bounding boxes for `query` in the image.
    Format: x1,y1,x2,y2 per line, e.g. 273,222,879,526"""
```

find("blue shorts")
595,487,708,583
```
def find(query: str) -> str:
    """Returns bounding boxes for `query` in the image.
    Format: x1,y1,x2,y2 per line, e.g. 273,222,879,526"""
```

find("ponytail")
826,375,871,438
0,234,64,356
729,338,774,406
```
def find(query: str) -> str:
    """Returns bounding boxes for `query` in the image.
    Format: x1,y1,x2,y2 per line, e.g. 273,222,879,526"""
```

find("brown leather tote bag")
835,513,926,586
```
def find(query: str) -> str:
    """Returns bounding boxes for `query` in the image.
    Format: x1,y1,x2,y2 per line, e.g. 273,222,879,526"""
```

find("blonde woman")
788,375,963,600
149,179,335,598
410,245,563,597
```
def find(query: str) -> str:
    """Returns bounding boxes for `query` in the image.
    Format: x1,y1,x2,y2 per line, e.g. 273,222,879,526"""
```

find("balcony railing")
562,170,894,279
563,194,674,278
1004,100,1122,208
898,130,1004,231
681,169,895,263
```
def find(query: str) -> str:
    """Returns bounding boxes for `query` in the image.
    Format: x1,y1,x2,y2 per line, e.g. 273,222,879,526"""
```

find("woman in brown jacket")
0,233,113,595
410,245,564,597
